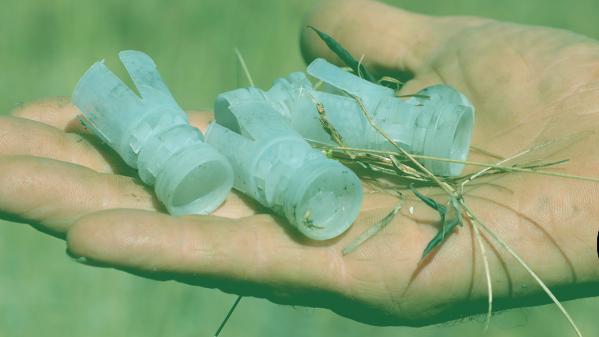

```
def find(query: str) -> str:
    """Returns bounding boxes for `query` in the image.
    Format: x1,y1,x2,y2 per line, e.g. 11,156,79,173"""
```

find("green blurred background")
1,0,598,336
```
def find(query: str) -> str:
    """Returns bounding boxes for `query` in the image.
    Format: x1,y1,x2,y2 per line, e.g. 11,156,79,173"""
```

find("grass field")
1,1,598,336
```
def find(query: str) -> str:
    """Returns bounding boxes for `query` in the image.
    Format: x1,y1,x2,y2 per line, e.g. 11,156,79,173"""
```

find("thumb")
300,0,474,77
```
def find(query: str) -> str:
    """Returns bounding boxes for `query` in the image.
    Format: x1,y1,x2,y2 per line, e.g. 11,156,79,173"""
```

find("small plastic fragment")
205,88,363,240
72,50,234,216
266,58,476,177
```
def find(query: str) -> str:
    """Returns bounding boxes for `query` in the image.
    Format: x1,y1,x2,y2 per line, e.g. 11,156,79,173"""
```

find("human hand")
2,0,598,326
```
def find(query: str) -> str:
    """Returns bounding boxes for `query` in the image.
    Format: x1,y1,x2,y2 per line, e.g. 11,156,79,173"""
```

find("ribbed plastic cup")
205,90,363,240
264,58,475,177
72,50,233,215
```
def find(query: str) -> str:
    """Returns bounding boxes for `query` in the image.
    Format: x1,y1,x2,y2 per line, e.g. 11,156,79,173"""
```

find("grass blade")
234,48,255,87
307,26,376,82
343,202,403,255
213,295,243,337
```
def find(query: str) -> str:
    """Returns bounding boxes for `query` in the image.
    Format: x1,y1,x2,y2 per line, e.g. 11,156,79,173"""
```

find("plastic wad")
72,50,234,216
205,88,363,240
265,58,476,177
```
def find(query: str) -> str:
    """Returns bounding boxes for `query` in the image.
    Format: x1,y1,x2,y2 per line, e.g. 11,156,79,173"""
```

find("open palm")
1,0,598,326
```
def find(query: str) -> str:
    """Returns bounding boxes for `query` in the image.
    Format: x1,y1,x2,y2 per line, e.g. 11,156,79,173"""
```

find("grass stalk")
213,295,243,337
309,142,599,184
234,48,255,87
342,91,584,336
470,219,493,332
460,201,583,337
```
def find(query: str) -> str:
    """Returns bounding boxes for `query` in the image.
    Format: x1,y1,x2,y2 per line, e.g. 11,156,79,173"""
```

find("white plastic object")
205,88,363,240
265,58,475,177
72,50,234,216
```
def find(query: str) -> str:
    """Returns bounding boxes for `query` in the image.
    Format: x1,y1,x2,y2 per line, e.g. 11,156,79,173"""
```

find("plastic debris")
265,58,475,177
72,51,234,216
205,88,363,240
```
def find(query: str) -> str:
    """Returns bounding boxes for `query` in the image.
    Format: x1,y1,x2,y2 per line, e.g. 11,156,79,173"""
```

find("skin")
1,0,598,327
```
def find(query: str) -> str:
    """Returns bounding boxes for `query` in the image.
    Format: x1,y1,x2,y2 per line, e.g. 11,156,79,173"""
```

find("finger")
300,0,485,76
67,209,347,303
0,115,130,174
187,111,214,133
65,189,403,301
0,153,258,231
0,156,160,234
9,97,215,171
11,97,85,132
13,97,215,134
65,204,458,325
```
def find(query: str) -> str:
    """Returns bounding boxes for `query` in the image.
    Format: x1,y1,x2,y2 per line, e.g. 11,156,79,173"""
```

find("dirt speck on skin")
128,192,145,203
